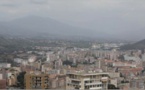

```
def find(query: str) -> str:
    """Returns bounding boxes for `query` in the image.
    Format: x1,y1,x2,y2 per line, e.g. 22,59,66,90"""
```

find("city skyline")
1,1,145,90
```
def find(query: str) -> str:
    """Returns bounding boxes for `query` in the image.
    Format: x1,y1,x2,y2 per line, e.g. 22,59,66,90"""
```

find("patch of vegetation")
17,72,26,89
108,84,120,89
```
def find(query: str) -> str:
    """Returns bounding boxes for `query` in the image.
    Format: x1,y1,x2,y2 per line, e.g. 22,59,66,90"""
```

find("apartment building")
24,72,49,89
66,71,109,90
25,71,67,89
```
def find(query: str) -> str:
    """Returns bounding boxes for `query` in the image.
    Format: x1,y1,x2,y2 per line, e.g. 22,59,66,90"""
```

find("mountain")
0,16,122,42
0,16,77,35
0,16,101,39
121,39,145,50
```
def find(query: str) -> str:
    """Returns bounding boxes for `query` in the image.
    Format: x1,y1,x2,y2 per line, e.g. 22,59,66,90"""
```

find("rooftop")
67,70,109,76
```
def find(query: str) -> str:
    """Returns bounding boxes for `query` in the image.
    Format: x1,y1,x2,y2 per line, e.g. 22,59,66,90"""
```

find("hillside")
0,16,125,42
120,39,145,50
0,36,91,53
0,16,107,39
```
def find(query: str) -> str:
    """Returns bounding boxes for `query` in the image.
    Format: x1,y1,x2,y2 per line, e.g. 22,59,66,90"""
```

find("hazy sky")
0,0,145,41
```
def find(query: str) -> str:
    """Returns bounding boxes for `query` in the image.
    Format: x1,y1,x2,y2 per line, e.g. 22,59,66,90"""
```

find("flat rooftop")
67,70,109,76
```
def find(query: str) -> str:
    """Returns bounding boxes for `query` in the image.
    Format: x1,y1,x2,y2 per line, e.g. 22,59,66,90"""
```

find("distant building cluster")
1,42,145,90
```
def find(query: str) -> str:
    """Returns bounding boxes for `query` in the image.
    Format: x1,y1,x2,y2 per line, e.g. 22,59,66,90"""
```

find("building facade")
25,73,49,89
66,71,109,90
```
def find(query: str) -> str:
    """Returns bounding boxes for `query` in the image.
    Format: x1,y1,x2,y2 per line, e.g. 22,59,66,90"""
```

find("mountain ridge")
0,16,100,37
121,39,145,50
0,15,129,42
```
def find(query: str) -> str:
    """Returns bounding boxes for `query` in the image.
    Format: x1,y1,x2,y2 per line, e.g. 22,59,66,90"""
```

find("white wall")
0,74,3,80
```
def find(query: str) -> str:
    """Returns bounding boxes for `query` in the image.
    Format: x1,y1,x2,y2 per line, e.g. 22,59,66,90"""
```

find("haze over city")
0,0,145,41
1,0,145,90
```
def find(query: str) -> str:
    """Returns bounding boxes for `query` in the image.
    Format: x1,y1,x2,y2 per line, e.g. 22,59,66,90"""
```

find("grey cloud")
0,0,145,41
30,0,48,4
0,4,17,7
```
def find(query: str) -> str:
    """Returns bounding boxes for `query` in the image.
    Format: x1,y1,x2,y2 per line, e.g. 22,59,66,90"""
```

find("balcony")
36,78,41,80
101,77,108,82
85,82,102,85
83,78,90,81
70,78,81,81
68,83,81,86
83,78,100,81
89,87,102,90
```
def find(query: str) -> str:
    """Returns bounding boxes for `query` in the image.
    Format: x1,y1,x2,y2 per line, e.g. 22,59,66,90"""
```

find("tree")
17,72,26,89
120,73,124,77
108,84,119,89
63,60,73,65
118,55,125,60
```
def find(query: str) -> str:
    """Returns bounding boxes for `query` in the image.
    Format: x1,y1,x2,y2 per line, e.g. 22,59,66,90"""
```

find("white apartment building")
112,62,136,67
66,71,109,90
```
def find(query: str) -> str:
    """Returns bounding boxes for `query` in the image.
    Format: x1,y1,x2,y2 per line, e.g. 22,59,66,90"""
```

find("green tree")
17,72,26,89
108,84,120,89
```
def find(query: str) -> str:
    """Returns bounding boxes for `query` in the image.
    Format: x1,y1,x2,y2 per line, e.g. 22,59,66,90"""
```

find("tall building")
66,71,109,90
46,53,50,62
24,72,49,89
54,59,63,69
73,58,77,64
95,59,101,69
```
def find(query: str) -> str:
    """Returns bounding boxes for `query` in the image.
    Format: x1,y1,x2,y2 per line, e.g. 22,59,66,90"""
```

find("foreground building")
24,72,66,89
25,72,49,89
66,71,109,90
